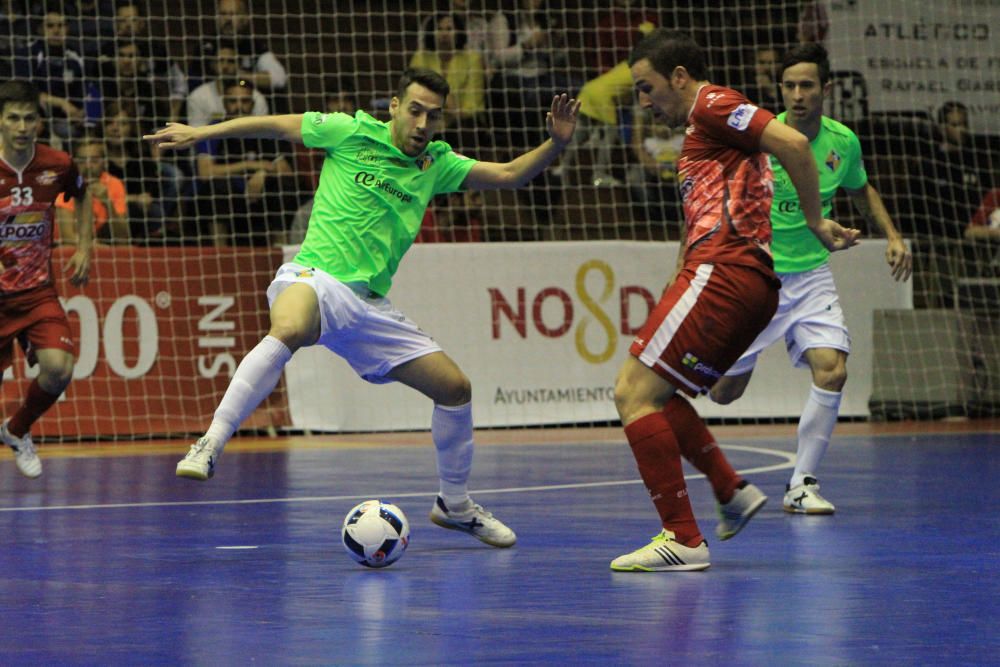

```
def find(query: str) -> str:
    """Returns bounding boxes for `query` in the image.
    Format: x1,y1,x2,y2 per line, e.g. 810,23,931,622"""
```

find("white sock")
791,384,842,488
432,402,474,506
204,336,292,448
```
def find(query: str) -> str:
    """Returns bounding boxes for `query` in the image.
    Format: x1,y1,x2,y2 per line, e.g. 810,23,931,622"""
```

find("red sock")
624,412,703,546
8,380,60,438
664,395,742,504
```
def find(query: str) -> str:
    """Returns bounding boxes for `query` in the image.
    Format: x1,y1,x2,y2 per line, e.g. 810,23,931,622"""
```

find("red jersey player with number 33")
0,80,93,479
609,30,860,572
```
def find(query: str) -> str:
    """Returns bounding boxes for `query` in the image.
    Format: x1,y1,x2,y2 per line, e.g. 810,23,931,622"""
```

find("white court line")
0,444,794,514
216,546,259,550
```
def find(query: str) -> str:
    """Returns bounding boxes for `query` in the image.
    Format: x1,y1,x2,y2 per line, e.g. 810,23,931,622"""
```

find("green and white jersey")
769,113,867,273
294,110,477,295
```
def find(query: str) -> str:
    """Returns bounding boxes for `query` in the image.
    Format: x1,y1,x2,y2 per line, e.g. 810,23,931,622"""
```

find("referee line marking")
0,444,793,513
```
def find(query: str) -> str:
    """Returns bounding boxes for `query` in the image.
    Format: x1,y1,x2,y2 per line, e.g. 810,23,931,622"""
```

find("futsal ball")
341,500,410,568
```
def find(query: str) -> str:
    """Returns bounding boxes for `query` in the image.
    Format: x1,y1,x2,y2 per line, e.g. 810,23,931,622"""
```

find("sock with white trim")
791,384,842,488
204,335,292,448
432,402,474,507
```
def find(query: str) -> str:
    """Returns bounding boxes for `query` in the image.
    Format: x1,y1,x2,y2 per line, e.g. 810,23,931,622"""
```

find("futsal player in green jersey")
710,43,912,514
145,69,581,548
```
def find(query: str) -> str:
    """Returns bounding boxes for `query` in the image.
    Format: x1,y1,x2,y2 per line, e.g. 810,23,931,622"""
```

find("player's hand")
143,122,201,151
546,94,581,148
65,246,92,287
813,218,861,252
886,236,912,281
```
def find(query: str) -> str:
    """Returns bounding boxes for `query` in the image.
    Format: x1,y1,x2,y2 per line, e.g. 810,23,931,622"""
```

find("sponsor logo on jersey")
36,170,58,186
726,103,758,131
354,171,414,203
777,196,834,214
295,269,314,278
313,113,331,125
825,149,841,172
0,218,47,241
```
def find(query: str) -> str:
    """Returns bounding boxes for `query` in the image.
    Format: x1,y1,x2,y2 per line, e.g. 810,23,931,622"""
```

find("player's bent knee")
35,352,74,393
438,374,472,406
267,322,317,352
613,384,650,426
815,367,847,392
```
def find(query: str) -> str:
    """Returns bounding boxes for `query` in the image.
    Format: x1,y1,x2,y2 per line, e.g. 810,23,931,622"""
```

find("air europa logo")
488,260,655,364
354,171,413,203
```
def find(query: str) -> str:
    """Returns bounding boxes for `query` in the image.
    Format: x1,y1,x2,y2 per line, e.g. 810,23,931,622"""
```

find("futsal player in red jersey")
0,80,93,478
610,30,859,571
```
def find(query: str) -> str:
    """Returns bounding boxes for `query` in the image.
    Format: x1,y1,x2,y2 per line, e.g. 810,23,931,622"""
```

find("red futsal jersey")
678,84,776,274
0,144,85,295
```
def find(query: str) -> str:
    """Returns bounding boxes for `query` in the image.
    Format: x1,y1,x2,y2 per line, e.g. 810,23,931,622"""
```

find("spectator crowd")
0,0,994,305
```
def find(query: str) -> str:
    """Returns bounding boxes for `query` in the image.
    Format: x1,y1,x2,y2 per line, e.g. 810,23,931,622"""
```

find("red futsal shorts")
630,262,779,396
0,285,74,372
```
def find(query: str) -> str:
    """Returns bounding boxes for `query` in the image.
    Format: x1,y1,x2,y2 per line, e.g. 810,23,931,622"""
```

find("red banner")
1,246,288,439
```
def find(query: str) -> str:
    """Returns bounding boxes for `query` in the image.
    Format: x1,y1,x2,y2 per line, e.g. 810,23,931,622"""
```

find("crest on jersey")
825,150,841,172
416,153,435,171
36,170,58,186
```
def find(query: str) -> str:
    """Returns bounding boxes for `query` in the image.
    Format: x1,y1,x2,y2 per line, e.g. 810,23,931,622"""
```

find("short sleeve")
431,146,477,195
694,88,775,153
301,111,358,152
842,130,868,191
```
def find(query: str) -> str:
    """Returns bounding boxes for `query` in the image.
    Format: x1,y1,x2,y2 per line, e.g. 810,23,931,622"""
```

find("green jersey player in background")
145,68,581,548
710,43,912,514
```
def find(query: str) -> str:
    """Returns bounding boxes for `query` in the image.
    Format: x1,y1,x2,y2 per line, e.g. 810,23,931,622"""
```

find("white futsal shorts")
725,262,851,376
266,263,441,384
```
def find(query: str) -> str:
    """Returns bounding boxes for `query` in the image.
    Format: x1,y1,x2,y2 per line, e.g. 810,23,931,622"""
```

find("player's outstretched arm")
461,94,580,190
847,184,912,281
760,119,860,252
143,115,305,151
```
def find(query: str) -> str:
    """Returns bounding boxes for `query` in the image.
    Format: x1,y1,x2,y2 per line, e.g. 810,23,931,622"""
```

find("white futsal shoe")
610,530,710,572
1,419,42,478
429,496,517,548
176,437,223,480
716,482,767,540
783,476,836,514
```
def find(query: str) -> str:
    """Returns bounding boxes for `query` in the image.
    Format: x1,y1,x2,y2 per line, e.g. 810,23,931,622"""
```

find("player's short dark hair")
0,79,41,114
396,68,450,101
937,100,968,125
780,42,831,84
628,28,708,81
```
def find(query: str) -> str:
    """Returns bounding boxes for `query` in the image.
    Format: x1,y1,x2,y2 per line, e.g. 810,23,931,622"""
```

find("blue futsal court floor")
0,422,997,665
